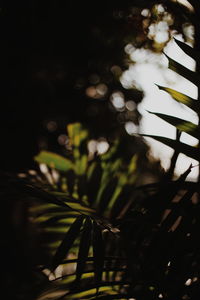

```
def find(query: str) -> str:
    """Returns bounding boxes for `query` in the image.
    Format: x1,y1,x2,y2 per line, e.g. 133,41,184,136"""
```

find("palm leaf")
51,215,85,271
147,111,199,139
34,151,74,172
165,53,200,86
156,84,199,113
160,189,194,232
92,221,105,290
174,38,200,62
76,217,92,282
142,134,200,161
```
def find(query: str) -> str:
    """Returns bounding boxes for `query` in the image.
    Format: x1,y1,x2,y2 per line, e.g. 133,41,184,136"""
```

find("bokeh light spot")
46,121,57,132
110,92,125,110
88,139,98,155
126,100,136,111
97,140,109,155
96,83,108,97
141,8,150,17
125,121,138,135
86,86,97,98
39,163,48,174
185,278,192,286
57,134,68,146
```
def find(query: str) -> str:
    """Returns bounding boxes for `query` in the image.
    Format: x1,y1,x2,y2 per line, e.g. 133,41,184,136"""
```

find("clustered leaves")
30,123,139,299
145,38,200,162
6,36,200,300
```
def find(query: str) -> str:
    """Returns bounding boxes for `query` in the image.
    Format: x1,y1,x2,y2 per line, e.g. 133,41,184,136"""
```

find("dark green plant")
3,37,200,300
28,122,140,299
28,39,200,300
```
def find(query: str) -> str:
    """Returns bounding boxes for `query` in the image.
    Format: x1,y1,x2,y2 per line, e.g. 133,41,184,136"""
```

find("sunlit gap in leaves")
122,31,198,180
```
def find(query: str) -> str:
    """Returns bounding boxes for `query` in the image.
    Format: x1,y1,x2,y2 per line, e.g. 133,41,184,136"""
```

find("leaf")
67,123,88,147
89,295,129,299
87,162,97,181
161,189,194,232
76,154,88,175
57,285,119,300
165,53,200,86
20,183,69,208
38,214,80,227
156,84,199,113
147,111,199,139
142,134,200,161
144,164,193,223
101,140,119,161
128,155,137,174
94,159,122,207
61,256,127,266
174,38,200,62
34,151,74,172
92,220,105,289
51,215,85,271
106,175,127,213
76,217,92,282
67,202,95,214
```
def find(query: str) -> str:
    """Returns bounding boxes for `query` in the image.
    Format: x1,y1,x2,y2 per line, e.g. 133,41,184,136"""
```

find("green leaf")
142,134,200,161
51,215,85,271
22,183,69,208
94,159,122,207
76,154,88,175
58,285,119,299
87,162,97,181
92,221,105,290
38,214,80,227
67,202,95,214
76,217,92,282
156,84,199,113
148,111,199,139
174,38,200,62
106,175,127,213
165,54,200,86
67,123,88,147
34,151,74,172
101,140,119,161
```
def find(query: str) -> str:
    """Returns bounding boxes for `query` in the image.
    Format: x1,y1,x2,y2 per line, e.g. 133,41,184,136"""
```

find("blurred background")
1,0,197,178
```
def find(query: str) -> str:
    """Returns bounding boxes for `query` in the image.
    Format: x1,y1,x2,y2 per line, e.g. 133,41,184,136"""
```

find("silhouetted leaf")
142,134,200,161
148,111,199,139
165,54,200,86
34,151,74,171
20,183,69,208
174,38,200,62
76,217,92,282
156,84,199,112
56,285,120,299
92,220,105,290
51,215,85,271
161,189,194,232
